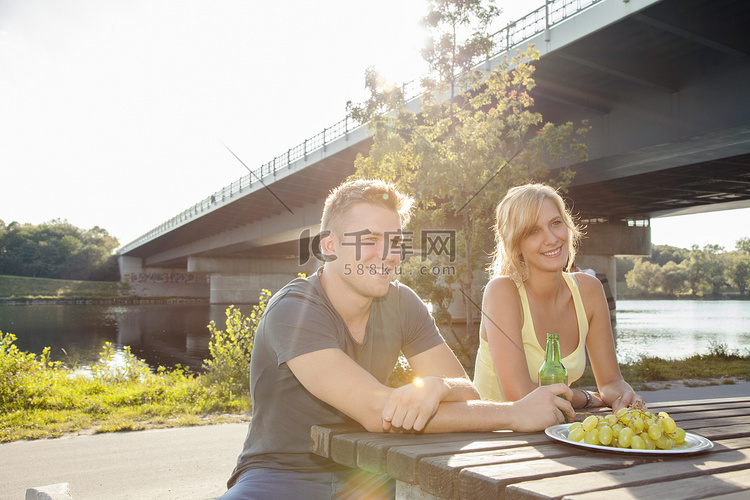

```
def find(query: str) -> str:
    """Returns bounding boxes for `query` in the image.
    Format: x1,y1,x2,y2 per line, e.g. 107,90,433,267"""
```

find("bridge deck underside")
567,153,750,220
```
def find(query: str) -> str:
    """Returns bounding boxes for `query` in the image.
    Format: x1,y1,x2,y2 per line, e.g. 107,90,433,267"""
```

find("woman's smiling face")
519,197,570,273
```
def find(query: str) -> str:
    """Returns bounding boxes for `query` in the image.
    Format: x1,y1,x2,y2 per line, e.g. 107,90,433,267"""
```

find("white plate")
545,423,714,454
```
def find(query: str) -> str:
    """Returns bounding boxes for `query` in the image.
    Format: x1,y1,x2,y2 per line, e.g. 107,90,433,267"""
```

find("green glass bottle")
538,333,568,387
539,333,569,423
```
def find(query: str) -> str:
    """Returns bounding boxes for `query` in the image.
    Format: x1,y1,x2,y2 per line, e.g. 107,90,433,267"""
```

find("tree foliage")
623,241,750,297
0,219,119,281
347,1,588,354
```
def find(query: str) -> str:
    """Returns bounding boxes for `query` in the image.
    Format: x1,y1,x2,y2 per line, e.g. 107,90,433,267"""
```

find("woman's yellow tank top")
473,273,588,402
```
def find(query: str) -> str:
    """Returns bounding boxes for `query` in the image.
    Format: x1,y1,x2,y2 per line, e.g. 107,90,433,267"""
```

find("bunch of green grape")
566,407,687,450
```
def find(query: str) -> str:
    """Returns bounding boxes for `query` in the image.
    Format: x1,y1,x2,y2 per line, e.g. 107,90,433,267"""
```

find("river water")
0,303,246,372
614,299,750,362
0,300,748,371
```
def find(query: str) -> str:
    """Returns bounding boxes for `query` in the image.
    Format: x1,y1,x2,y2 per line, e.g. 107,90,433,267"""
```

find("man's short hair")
320,179,414,237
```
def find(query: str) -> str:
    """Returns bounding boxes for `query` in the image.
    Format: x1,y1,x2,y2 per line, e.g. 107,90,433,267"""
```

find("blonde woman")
473,183,643,412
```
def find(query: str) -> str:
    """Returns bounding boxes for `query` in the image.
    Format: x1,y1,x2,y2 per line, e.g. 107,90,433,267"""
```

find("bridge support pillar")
188,256,318,304
576,221,651,325
118,255,144,279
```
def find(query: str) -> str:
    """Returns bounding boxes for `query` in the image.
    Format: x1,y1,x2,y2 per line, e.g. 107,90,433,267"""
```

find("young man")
220,179,573,500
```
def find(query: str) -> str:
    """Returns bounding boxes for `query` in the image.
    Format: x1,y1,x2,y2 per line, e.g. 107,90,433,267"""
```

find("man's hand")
507,384,575,432
381,376,447,432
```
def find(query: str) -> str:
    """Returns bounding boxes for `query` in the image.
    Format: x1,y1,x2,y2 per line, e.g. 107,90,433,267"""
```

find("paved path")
2,381,748,500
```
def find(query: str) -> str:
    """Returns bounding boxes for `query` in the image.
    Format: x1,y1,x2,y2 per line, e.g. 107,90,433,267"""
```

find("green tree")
685,245,727,296
658,261,689,295
0,220,119,280
736,237,750,254
648,244,688,266
349,3,588,356
421,0,500,113
726,253,750,295
625,260,662,295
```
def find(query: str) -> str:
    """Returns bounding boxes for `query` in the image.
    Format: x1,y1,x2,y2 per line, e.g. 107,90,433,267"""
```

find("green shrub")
90,342,151,383
202,290,271,397
0,332,62,410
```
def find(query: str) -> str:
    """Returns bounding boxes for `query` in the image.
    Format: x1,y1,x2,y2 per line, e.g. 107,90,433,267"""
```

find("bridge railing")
120,0,603,252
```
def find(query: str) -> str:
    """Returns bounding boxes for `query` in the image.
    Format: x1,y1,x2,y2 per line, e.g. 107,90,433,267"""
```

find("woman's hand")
610,390,646,413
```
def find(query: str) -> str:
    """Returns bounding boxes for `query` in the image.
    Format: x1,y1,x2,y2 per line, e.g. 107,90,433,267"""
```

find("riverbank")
0,274,208,304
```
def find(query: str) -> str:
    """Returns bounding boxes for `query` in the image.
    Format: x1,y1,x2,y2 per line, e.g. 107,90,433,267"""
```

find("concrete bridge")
118,0,750,312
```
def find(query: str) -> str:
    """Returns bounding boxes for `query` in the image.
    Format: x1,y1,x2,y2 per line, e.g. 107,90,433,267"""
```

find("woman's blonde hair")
488,183,581,281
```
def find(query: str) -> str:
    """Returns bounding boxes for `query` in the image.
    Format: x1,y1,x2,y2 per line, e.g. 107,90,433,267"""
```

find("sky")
1,0,748,252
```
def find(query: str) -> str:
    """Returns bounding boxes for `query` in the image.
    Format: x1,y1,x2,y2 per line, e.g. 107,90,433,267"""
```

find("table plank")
310,423,363,458
668,408,750,422
647,397,750,411
418,444,587,499
701,491,750,500
459,436,750,500
679,415,750,431
356,432,502,474
560,467,750,500
690,424,750,441
386,433,552,483
459,454,652,500
504,448,750,500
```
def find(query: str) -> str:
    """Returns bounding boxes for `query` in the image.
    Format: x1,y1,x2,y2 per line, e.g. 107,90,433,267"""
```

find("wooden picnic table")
311,396,750,499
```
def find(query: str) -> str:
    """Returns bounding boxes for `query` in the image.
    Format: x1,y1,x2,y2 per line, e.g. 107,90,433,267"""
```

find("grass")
0,274,124,301
1,333,251,443
572,342,750,391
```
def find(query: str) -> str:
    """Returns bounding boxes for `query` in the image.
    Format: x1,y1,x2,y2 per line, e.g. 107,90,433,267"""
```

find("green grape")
599,425,613,445
647,422,662,440
674,427,686,444
568,427,586,442
618,427,634,448
630,435,646,450
655,435,674,450
567,407,688,451
584,429,600,445
612,423,623,438
641,433,656,450
582,415,599,432
632,416,645,432
663,416,677,433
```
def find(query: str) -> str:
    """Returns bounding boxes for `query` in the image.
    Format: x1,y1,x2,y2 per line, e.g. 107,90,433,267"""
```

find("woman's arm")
578,273,644,412
482,277,538,401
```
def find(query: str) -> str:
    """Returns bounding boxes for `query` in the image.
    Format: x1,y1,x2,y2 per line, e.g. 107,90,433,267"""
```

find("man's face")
326,202,403,298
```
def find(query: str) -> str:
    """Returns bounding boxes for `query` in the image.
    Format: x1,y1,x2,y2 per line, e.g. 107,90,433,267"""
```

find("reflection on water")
1,300,748,370
0,303,252,372
615,300,750,362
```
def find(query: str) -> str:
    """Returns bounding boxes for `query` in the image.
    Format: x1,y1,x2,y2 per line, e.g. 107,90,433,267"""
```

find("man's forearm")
419,385,574,434
417,400,512,433
439,376,481,402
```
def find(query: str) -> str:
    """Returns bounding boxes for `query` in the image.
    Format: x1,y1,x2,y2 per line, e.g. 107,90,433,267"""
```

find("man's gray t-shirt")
228,270,444,486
